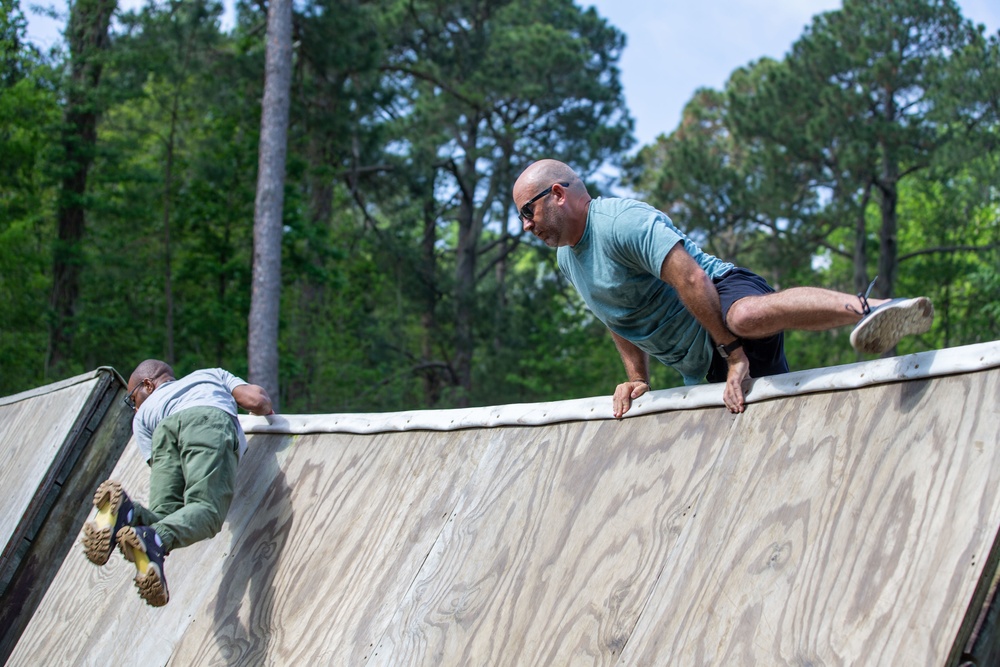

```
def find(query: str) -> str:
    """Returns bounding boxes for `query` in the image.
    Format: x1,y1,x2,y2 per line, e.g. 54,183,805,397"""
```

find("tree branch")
899,243,998,262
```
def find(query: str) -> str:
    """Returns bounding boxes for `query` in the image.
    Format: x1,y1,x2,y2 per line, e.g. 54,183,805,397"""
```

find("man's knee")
193,501,228,541
203,510,226,538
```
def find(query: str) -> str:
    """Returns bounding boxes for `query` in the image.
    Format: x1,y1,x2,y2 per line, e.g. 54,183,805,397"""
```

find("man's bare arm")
659,244,749,413
232,384,275,415
611,331,652,419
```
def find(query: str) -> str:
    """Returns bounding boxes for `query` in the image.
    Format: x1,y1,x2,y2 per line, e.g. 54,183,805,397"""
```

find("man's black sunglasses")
518,182,569,223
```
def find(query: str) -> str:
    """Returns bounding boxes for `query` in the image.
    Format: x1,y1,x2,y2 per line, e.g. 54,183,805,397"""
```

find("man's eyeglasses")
123,380,147,410
518,182,569,223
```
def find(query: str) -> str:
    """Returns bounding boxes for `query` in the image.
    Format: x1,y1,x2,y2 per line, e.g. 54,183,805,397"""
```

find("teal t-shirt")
557,197,733,385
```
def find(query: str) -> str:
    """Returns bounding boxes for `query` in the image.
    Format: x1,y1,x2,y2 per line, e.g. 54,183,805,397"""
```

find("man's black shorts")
706,268,790,383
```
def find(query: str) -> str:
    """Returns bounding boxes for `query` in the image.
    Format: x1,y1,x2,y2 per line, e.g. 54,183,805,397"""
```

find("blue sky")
586,0,1000,147
23,0,1000,150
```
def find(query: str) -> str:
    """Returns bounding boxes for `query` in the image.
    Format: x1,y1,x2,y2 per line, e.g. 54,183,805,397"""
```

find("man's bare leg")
725,287,880,338
726,287,933,354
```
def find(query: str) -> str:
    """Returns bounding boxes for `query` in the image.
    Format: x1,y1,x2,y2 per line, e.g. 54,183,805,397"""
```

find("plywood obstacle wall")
8,343,1000,666
0,369,132,662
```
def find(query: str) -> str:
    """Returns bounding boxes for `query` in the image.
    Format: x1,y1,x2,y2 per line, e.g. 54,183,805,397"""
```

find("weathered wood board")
7,344,1000,666
368,410,732,665
169,429,495,665
0,378,98,552
620,373,1000,665
0,369,133,664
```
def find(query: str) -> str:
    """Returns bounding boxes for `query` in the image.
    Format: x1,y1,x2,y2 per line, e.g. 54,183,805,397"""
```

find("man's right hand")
613,380,650,419
723,347,751,414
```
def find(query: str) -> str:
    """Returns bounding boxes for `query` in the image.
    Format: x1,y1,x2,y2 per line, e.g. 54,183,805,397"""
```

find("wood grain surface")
620,372,1000,666
0,379,97,550
7,368,1000,667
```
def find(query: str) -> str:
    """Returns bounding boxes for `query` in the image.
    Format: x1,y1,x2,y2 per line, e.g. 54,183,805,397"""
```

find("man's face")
125,378,153,412
517,182,568,247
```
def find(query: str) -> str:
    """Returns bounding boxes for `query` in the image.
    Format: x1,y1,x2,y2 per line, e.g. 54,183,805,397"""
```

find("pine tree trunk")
248,0,293,409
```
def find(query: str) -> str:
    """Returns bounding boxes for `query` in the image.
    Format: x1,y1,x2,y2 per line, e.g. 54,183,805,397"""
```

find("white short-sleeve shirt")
131,368,249,462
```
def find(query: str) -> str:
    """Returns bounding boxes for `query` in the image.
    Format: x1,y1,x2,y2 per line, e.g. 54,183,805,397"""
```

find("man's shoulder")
187,367,227,376
593,195,662,211
591,196,655,216
167,368,245,394
591,197,669,229
185,367,241,382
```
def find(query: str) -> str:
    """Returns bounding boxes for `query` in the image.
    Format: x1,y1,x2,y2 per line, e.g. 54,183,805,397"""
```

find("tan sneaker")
117,525,169,607
850,297,934,354
80,480,134,565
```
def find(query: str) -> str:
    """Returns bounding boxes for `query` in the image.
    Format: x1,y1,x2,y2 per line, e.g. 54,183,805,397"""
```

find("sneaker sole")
850,297,934,355
81,481,126,565
118,528,169,607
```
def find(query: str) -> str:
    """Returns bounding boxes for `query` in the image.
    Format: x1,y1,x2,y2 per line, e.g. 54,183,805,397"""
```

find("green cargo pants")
131,406,239,552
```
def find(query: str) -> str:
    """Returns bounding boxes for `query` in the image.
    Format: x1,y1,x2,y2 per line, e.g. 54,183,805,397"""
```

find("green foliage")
327,0,634,407
68,1,260,378
0,0,60,394
728,0,985,298
3,0,997,410
895,152,1000,348
628,0,999,375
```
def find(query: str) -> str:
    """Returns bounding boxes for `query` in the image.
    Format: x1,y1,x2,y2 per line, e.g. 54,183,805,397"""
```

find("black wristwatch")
716,339,743,359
